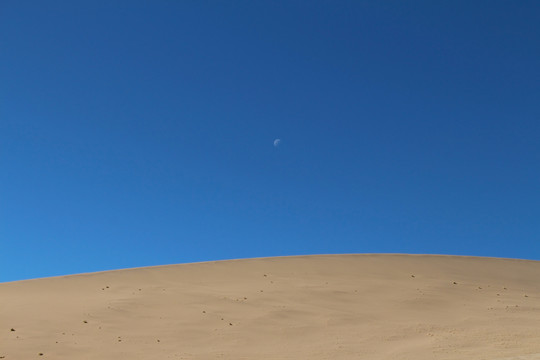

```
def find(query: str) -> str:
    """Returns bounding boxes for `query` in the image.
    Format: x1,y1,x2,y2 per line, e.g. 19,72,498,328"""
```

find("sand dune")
2,254,540,359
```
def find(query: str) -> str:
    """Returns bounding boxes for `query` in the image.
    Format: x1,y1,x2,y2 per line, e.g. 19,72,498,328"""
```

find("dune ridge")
2,254,540,359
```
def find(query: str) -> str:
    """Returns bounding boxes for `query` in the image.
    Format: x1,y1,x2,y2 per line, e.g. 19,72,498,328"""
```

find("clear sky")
1,1,539,282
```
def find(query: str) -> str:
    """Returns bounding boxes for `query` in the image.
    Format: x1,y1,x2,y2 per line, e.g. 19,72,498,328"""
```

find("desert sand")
2,254,540,359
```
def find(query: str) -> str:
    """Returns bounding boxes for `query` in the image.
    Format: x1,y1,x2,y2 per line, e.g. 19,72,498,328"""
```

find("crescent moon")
273,139,281,147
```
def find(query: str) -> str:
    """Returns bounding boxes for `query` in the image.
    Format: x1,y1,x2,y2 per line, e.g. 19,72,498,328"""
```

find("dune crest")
2,254,540,359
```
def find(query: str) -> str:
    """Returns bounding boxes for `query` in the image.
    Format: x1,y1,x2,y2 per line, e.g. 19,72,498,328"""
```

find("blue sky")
1,1,539,282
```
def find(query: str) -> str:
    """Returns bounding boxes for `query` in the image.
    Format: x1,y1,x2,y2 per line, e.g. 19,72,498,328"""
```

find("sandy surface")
2,254,540,359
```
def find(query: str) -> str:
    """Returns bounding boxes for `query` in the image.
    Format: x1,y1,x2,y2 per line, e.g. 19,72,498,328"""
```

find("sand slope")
2,254,540,359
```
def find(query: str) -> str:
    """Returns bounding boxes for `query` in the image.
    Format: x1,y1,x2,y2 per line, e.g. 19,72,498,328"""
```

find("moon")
273,138,281,147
